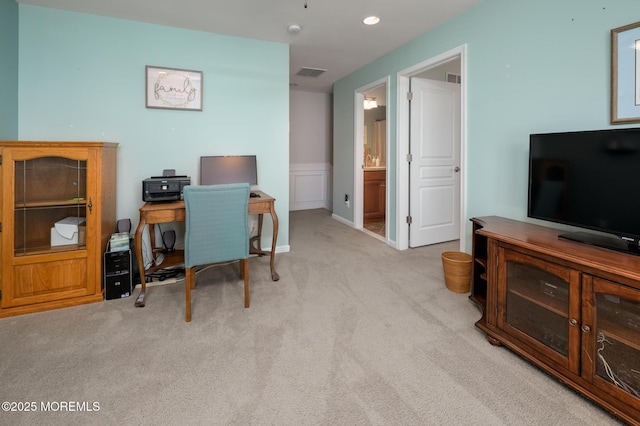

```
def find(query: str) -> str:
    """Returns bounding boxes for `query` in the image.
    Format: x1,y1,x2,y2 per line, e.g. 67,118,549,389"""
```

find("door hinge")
406,154,412,162
407,91,413,101
406,215,412,224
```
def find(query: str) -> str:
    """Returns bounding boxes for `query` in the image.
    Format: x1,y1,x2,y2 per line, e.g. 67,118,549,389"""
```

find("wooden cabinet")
471,216,640,425
0,141,117,318
363,169,385,224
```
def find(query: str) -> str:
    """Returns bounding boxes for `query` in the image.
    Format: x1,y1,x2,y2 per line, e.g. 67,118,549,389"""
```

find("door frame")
396,44,468,251
354,77,391,240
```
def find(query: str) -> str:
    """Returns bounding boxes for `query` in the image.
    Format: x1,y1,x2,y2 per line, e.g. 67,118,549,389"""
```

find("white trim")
396,44,468,251
289,162,332,211
275,244,291,254
331,213,354,228
354,92,365,228
290,162,330,171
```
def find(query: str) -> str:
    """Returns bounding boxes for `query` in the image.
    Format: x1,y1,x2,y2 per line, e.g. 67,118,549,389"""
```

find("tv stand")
470,216,640,425
558,231,640,255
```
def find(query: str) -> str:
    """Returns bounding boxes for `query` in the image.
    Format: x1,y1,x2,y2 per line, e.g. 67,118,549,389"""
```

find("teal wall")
17,5,289,248
334,0,640,244
0,0,18,139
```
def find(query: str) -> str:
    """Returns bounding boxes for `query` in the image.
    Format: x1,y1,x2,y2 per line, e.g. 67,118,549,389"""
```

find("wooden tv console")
470,216,640,425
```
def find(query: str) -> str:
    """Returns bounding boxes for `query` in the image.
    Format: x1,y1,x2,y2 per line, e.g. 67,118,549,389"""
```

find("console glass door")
589,277,640,401
507,262,569,354
498,248,581,373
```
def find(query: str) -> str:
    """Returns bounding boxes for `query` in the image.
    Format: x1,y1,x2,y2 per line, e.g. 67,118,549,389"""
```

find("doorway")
396,45,467,251
354,78,390,242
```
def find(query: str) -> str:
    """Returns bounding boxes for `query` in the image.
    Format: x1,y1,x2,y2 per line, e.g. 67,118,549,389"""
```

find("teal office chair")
183,183,250,322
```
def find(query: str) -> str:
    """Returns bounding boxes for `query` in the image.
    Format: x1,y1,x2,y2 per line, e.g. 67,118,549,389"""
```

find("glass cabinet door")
498,248,581,373
14,156,87,255
584,276,640,403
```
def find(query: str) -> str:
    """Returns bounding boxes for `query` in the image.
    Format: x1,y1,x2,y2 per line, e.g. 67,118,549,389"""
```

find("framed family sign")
611,21,640,123
146,66,203,111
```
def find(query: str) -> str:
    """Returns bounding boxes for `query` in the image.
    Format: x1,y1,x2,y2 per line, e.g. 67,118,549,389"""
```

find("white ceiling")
16,0,482,93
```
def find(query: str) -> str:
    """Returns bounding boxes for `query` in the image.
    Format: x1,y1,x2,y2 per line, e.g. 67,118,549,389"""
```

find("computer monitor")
200,155,258,186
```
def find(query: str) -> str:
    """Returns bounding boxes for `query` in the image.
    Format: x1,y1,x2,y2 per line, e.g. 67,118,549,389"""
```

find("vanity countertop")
364,166,386,171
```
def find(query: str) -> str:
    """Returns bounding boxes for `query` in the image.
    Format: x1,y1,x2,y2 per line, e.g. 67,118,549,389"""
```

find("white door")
409,77,461,247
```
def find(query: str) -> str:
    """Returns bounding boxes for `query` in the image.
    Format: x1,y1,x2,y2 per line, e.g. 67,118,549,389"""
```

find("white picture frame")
145,65,203,111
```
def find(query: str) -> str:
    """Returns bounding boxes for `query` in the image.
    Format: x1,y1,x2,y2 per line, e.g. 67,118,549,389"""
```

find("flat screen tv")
200,155,258,186
528,127,640,254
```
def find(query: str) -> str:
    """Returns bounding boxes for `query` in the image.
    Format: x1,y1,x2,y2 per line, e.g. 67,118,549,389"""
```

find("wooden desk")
133,190,279,307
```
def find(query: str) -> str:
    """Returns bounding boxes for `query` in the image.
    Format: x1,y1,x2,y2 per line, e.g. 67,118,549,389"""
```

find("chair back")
183,183,250,268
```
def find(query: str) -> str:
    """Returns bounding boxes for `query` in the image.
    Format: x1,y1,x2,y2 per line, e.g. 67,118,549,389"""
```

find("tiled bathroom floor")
363,221,385,238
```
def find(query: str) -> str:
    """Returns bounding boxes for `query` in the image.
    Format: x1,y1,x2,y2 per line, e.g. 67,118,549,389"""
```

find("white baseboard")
275,244,290,254
331,213,354,228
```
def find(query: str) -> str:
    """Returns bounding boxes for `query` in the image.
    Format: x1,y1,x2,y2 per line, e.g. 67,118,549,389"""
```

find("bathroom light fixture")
364,97,378,110
363,16,381,25
288,24,301,33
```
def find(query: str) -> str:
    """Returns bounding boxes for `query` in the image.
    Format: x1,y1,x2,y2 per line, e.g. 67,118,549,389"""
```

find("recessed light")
363,16,380,26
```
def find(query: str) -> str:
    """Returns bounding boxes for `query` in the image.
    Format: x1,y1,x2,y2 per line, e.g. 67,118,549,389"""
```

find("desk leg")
269,205,279,281
249,210,280,281
134,220,148,307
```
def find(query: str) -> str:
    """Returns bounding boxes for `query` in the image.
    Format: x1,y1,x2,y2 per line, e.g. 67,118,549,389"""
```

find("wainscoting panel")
290,163,332,211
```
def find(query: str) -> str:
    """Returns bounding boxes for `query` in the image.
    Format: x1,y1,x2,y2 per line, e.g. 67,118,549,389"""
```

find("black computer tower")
104,249,132,300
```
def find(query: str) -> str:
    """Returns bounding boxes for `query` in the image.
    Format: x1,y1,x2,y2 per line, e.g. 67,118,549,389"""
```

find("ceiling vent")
296,67,327,78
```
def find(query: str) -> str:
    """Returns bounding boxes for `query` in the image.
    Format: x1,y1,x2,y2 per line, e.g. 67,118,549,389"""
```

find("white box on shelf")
51,216,86,246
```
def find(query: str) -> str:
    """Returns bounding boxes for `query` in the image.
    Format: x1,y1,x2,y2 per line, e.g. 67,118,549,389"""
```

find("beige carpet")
0,209,621,425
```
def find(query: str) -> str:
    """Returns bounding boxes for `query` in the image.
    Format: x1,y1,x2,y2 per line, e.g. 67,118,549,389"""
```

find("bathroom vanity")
363,168,385,224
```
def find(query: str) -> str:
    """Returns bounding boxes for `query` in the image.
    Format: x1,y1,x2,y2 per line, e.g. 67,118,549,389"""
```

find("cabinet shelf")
14,244,86,257
15,199,87,209
599,318,640,352
475,258,487,280
475,257,487,269
470,220,489,314
508,282,568,317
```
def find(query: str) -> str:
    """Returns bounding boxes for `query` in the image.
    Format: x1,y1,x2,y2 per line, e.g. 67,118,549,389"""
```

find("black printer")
142,176,190,202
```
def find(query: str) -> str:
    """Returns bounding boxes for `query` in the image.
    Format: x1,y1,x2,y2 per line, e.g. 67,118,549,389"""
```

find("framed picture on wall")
611,21,640,123
145,66,203,111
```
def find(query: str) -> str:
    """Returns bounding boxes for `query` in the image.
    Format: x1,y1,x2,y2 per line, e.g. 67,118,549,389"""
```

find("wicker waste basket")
441,251,472,293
